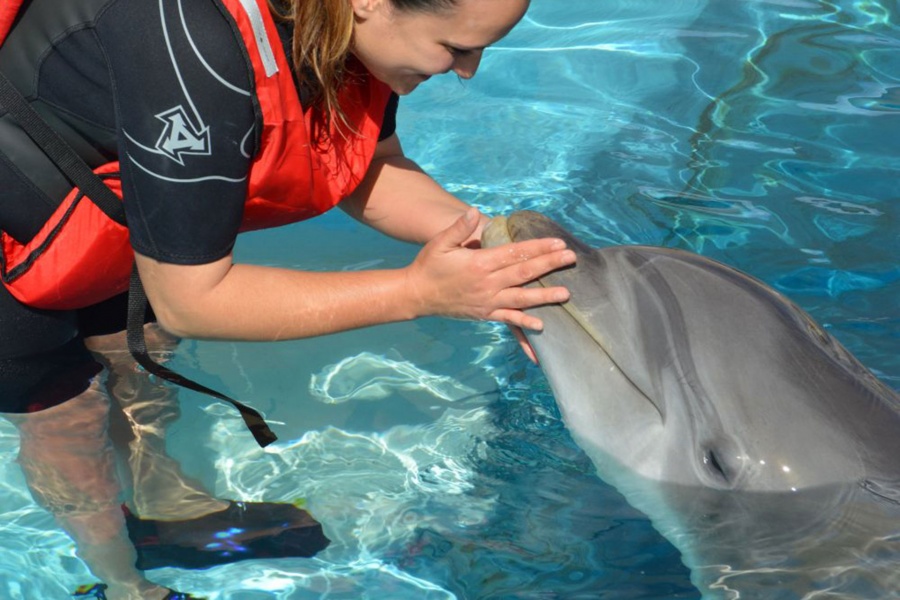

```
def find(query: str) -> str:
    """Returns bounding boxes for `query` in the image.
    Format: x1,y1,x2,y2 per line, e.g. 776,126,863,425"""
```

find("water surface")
1,0,897,597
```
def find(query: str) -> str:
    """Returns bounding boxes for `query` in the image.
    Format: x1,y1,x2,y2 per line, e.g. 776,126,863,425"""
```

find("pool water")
1,0,898,598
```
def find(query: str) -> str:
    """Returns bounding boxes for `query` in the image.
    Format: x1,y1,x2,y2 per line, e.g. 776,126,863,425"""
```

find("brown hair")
268,0,458,140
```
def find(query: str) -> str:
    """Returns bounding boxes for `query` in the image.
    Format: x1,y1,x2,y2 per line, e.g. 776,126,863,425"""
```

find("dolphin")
483,210,900,598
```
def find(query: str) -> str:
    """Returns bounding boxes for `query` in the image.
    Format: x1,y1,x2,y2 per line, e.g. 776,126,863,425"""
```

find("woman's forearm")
340,139,486,245
137,209,575,342
137,254,421,341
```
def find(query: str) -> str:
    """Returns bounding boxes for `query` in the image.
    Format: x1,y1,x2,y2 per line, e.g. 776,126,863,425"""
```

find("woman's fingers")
492,283,570,312
478,237,569,269
487,308,542,333
507,325,539,364
485,245,576,293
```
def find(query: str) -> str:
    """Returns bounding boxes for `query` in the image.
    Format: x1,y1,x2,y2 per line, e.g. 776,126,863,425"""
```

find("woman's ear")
349,0,383,19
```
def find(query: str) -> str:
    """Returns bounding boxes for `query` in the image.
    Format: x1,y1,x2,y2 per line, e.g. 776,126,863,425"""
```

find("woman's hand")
508,324,539,364
404,208,575,332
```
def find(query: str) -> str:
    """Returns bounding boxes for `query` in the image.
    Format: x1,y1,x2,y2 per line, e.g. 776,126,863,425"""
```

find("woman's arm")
136,211,573,341
137,133,574,343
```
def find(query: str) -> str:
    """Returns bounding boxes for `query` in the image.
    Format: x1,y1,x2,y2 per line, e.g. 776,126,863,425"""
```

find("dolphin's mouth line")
491,213,662,421
532,277,666,424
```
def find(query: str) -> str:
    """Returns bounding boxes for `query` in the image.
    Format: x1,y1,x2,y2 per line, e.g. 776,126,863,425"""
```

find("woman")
0,0,573,597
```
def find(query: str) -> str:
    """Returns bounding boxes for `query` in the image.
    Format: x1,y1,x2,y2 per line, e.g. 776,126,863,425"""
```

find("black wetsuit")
0,0,398,412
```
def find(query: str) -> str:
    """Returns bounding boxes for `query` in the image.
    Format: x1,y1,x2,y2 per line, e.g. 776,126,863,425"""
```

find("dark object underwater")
124,501,331,570
73,582,203,599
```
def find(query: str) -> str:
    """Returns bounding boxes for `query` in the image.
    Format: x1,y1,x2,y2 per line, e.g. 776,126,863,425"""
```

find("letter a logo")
154,105,211,165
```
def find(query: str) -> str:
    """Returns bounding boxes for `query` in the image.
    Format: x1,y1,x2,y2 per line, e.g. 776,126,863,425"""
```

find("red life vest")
0,0,392,310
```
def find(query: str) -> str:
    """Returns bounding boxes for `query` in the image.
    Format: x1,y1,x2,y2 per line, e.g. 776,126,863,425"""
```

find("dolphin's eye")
704,450,729,482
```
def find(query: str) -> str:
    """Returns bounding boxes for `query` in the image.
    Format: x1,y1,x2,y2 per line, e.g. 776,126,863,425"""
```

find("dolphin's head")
484,211,900,494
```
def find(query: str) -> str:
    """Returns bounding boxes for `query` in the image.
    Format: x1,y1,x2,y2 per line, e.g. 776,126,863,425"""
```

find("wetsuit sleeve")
94,0,257,265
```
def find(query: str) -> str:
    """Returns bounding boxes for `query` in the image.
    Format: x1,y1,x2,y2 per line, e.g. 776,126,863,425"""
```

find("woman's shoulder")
97,0,255,75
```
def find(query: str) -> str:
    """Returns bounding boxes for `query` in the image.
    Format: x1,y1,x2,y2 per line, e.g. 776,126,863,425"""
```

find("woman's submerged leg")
2,287,328,594
9,385,172,600
0,285,178,599
85,324,330,570
84,324,229,521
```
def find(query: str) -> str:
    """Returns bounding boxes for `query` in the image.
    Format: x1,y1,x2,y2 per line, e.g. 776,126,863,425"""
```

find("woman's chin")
389,74,432,96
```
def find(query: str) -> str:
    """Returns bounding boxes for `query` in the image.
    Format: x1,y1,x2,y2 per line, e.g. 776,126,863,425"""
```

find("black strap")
0,71,125,225
0,70,276,448
128,268,276,447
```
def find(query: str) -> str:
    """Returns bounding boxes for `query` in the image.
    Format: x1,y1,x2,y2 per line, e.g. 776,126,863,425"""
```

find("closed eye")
446,45,474,57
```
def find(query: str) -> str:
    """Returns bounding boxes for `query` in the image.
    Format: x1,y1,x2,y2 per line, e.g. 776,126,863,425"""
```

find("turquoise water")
2,0,898,598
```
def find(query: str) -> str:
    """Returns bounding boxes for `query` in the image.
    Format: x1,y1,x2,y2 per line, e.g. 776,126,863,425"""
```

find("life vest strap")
0,71,126,225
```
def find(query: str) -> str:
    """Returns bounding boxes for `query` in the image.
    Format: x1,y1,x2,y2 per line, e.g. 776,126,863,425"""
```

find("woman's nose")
453,50,483,80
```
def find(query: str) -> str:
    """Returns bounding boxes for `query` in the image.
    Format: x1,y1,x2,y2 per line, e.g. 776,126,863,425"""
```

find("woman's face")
351,0,530,95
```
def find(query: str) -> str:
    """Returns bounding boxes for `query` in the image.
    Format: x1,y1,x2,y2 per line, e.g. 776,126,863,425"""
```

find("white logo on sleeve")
121,0,251,184
154,106,211,165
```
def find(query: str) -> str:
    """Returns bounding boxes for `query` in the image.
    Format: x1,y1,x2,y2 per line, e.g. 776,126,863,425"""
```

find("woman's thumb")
437,208,481,249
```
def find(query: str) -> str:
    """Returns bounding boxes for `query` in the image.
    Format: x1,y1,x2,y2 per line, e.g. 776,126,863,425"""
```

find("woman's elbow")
134,252,234,339
150,303,197,339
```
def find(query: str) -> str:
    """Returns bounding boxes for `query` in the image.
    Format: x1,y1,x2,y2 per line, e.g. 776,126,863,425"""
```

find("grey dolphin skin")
483,211,900,598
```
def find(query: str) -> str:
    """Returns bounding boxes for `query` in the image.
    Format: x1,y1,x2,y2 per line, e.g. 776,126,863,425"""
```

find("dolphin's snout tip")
482,215,512,248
